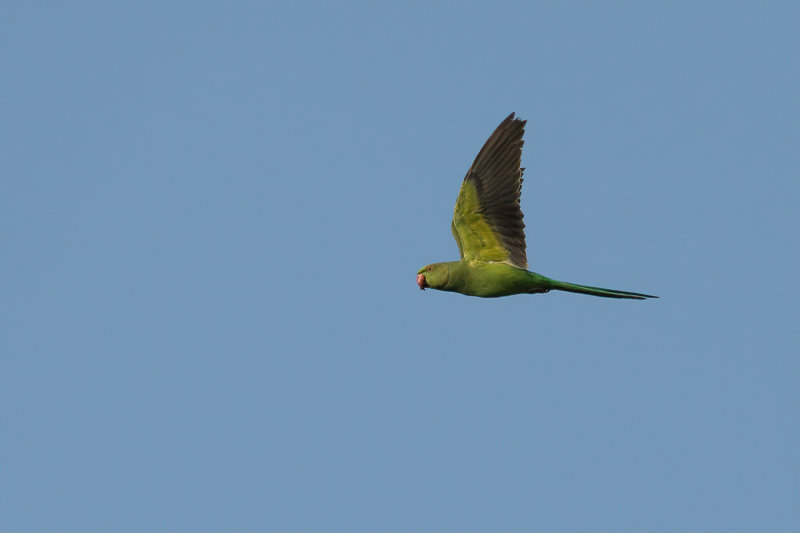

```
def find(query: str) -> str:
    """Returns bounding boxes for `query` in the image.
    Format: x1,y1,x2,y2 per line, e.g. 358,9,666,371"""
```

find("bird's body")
417,113,657,301
420,261,549,298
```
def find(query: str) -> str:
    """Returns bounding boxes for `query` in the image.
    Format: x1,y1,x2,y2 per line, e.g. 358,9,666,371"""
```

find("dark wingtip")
502,112,527,129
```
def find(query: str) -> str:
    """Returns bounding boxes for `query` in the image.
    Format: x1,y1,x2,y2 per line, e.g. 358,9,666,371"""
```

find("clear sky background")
2,2,798,532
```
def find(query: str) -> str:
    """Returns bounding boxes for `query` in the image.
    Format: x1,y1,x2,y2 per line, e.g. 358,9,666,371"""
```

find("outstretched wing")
451,113,527,268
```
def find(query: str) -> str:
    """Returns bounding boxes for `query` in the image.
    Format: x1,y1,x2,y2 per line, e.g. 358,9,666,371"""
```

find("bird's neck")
442,261,468,292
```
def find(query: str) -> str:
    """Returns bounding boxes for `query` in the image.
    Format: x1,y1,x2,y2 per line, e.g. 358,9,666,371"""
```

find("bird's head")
417,263,449,290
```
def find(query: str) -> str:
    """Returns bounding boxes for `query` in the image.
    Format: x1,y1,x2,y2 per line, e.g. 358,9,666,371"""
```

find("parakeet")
417,113,657,300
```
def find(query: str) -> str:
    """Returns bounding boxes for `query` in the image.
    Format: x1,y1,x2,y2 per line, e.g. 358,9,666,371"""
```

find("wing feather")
451,113,528,267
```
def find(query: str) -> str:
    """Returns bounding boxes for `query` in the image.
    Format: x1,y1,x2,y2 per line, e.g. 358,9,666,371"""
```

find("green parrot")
417,113,657,300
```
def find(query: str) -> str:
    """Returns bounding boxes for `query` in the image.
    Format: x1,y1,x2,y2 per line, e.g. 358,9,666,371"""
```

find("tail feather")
549,280,658,300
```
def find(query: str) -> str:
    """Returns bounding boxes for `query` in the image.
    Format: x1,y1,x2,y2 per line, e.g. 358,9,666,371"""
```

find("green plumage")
417,113,657,300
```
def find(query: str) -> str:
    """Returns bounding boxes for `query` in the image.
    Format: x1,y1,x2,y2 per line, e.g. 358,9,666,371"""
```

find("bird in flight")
417,113,657,300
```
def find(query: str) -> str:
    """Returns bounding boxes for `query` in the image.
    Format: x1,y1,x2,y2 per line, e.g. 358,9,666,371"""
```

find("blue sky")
2,2,798,532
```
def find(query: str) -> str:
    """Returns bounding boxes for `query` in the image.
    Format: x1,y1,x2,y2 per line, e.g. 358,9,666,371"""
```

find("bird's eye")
427,266,434,271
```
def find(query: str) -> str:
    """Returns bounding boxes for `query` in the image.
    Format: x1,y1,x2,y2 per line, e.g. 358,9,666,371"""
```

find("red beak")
417,273,427,290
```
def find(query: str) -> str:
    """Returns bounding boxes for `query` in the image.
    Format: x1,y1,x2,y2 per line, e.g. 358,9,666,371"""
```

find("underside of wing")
452,113,528,268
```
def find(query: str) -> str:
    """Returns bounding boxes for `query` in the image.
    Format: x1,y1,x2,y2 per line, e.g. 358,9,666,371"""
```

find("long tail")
549,279,658,300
